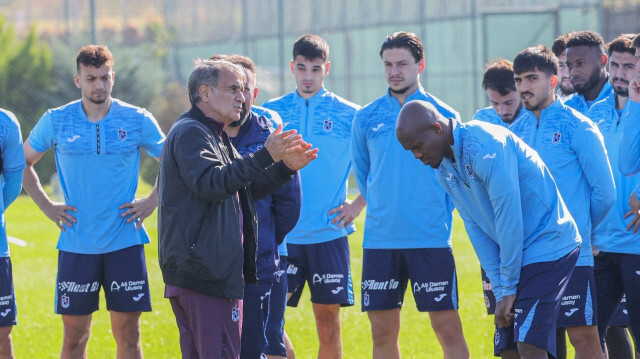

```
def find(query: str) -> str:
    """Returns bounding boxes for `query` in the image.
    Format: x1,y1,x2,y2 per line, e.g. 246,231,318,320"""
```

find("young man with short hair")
0,109,24,359
396,99,581,359
510,45,615,358
262,34,364,359
564,31,614,114
351,31,469,358
552,33,577,100
587,33,639,359
23,45,166,358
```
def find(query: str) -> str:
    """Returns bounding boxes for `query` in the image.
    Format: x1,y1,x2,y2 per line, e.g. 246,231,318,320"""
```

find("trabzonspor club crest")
118,128,127,142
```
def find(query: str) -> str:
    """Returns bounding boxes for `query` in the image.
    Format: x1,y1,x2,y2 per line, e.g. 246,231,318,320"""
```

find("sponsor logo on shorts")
635,271,640,276
361,279,399,291
331,287,344,295
363,292,370,307
232,304,240,322
312,273,344,285
0,309,10,317
58,281,100,293
434,293,447,302
61,293,70,309
413,280,449,294
0,295,12,306
494,331,500,345
132,293,145,302
564,308,579,317
482,280,492,291
110,280,146,292
561,294,580,306
286,265,298,275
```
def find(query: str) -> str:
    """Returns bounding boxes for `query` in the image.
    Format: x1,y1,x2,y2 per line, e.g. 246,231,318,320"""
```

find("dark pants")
169,289,243,359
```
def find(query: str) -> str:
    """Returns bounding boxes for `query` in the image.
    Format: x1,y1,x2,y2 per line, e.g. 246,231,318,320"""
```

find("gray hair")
188,59,245,105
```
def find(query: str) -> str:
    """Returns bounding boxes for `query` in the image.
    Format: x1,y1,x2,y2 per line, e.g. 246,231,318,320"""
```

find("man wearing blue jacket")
351,32,469,358
473,59,525,129
564,31,614,114
590,33,640,358
263,34,364,358
510,45,615,358
397,99,581,359
0,109,24,359
619,33,640,201
552,33,577,101
220,54,302,359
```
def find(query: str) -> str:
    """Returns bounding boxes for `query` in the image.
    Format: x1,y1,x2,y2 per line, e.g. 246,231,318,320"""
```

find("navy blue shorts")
557,265,597,327
264,257,288,357
361,248,458,312
0,257,16,327
609,295,630,327
494,247,578,358
594,252,640,348
55,245,152,315
287,237,354,307
241,281,271,359
482,267,497,315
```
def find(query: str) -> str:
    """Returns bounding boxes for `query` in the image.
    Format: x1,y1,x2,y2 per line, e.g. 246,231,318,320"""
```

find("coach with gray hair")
158,59,317,358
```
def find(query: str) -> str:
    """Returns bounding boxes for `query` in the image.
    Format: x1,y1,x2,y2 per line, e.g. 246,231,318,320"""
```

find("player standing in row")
215,54,302,359
587,33,639,358
510,45,615,358
0,108,25,359
262,34,364,359
551,33,577,101
351,31,469,358
397,100,581,359
23,45,166,358
472,59,524,358
564,31,614,114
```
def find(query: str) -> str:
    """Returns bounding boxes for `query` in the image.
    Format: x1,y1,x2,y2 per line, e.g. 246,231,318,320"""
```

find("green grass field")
6,184,576,358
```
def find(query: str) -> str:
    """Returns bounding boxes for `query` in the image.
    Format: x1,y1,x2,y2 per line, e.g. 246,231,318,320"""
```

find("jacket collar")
293,86,327,106
187,105,225,137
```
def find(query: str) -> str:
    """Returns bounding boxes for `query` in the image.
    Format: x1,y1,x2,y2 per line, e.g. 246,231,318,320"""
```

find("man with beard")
586,33,639,359
510,45,615,359
397,100,581,359
472,58,524,358
552,33,577,100
473,59,525,127
619,34,640,177
351,31,469,358
564,31,614,114
22,45,166,358
214,54,302,359
263,34,364,359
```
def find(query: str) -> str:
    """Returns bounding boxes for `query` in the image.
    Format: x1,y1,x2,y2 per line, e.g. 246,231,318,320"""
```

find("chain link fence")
0,0,639,187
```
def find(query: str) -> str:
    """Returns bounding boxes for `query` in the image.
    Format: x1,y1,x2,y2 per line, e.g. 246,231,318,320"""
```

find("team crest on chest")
552,132,561,145
117,128,127,142
465,164,474,179
323,119,333,132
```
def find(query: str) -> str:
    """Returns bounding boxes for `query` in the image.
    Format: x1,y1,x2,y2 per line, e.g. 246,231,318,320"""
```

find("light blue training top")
563,80,614,115
0,109,25,257
28,99,165,254
509,99,615,267
589,96,640,254
263,87,359,245
351,86,459,249
437,120,581,301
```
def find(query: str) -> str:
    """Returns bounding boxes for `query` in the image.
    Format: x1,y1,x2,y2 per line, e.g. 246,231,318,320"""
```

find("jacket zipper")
96,124,100,154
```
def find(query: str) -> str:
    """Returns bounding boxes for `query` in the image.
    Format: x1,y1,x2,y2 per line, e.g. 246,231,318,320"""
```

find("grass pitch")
7,185,576,358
